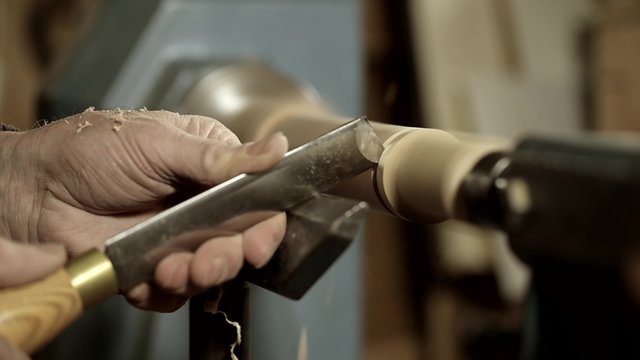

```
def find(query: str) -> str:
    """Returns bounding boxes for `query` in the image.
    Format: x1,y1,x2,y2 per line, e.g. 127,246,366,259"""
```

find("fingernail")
211,257,229,284
245,133,287,155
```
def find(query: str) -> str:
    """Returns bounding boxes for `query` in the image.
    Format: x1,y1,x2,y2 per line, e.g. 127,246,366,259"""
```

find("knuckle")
200,145,233,183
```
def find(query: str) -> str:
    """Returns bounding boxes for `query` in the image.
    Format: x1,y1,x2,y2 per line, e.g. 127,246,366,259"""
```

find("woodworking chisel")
0,117,383,353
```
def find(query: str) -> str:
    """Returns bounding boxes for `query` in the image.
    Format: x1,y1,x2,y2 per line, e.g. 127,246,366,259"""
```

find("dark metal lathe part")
496,137,640,360
243,194,369,299
505,136,640,267
462,135,640,268
105,117,383,292
189,195,369,360
460,135,640,360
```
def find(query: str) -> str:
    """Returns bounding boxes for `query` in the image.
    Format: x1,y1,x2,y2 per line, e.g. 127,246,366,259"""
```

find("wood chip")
112,109,125,132
35,119,50,127
76,120,92,133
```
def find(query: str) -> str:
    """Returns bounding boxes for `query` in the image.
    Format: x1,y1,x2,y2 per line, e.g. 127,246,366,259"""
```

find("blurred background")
1,0,639,359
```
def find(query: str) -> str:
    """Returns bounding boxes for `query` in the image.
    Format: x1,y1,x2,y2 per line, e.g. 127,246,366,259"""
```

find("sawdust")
35,119,50,127
76,120,92,133
64,119,70,124
112,108,125,132
84,106,95,112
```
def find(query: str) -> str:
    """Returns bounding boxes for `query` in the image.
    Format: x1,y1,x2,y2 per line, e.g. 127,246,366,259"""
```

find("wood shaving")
76,120,92,133
84,106,95,112
140,106,148,112
35,119,50,127
64,119,70,124
217,312,241,360
202,289,240,360
112,108,125,132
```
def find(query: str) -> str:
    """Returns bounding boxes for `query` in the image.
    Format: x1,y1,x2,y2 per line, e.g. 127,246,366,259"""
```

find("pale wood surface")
0,268,83,354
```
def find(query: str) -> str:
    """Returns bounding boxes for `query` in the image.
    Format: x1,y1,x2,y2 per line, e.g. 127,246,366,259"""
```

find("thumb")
0,238,67,288
164,132,289,185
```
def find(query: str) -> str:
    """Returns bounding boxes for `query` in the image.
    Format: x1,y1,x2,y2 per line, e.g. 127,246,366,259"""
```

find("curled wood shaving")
219,312,241,360
201,289,240,360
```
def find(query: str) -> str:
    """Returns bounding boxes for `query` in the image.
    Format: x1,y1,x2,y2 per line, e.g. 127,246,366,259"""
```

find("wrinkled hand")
0,237,67,359
0,110,288,311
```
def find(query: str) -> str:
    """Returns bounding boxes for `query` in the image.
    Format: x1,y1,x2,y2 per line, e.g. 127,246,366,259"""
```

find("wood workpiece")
184,63,508,224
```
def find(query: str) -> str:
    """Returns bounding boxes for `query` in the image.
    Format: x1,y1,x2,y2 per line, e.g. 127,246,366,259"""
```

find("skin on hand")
0,237,67,359
0,110,288,312
0,338,29,360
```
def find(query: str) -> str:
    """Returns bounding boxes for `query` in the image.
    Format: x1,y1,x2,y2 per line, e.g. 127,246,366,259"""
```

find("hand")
0,110,288,311
0,237,67,359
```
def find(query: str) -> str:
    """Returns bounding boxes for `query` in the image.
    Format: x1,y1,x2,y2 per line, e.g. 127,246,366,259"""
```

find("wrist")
0,130,40,242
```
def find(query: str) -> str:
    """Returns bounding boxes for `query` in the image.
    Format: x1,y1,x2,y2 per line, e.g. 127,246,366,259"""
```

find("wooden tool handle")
0,249,118,354
0,268,83,354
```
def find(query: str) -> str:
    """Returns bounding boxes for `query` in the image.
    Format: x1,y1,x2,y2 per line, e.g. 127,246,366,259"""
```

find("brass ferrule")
65,250,119,307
